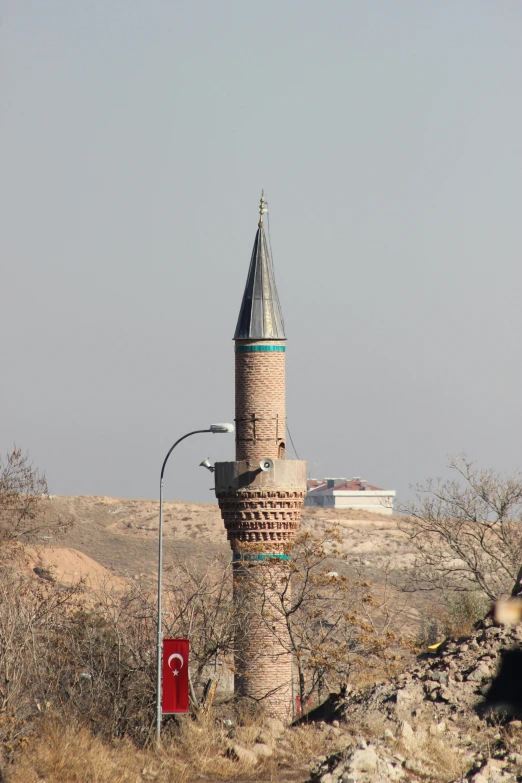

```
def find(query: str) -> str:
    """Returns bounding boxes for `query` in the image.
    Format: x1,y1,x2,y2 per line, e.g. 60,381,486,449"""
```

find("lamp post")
155,423,234,748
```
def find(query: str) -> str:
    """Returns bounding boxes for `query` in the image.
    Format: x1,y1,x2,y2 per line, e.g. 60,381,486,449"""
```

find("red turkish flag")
162,638,190,713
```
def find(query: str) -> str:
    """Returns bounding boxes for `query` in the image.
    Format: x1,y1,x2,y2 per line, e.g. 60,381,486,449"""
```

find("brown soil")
28,495,427,631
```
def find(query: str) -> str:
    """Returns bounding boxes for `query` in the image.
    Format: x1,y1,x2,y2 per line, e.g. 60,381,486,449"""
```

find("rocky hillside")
25,494,431,631
305,616,522,783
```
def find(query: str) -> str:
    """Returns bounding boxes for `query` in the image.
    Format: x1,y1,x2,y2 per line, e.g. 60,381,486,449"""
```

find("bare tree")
235,527,404,712
49,581,157,741
162,556,242,702
398,456,522,601
0,448,69,545
0,562,83,749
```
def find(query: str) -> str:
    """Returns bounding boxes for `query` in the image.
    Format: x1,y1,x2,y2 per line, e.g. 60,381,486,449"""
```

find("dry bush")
0,562,83,752
440,590,491,638
0,560,246,752
0,565,157,749
0,448,69,545
1,524,406,776
235,527,407,711
162,556,239,698
5,711,332,783
399,456,522,601
6,715,185,783
394,729,468,783
415,590,491,648
48,585,157,742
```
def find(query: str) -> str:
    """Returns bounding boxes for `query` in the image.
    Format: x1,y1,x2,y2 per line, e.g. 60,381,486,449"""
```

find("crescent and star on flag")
167,652,184,677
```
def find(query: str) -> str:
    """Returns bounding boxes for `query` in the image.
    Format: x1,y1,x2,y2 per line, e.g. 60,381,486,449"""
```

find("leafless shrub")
49,584,157,741
162,556,240,699
0,448,70,546
399,456,522,601
0,519,407,772
440,590,491,638
0,562,83,751
415,590,491,649
235,527,406,711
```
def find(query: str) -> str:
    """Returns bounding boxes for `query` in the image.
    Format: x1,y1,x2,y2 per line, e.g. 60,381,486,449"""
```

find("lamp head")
209,423,235,434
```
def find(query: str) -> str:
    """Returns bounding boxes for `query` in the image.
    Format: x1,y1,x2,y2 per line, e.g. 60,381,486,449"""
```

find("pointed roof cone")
234,223,286,341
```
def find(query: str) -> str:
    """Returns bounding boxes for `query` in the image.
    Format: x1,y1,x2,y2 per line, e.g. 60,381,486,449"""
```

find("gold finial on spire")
258,190,267,227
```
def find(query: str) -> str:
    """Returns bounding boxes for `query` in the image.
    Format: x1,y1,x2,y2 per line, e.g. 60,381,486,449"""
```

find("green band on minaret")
235,345,286,353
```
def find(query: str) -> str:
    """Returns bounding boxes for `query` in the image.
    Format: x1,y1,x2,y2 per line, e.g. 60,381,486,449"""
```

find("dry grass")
7,720,152,783
396,731,469,783
387,716,522,783
4,711,331,783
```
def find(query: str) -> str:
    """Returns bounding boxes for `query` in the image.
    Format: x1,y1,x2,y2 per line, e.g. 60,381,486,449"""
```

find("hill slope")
29,495,425,628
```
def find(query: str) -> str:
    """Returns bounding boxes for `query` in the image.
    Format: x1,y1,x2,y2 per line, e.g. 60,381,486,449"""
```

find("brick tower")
214,195,307,721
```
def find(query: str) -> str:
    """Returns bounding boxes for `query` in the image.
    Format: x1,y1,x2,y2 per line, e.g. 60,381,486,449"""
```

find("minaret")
214,194,307,721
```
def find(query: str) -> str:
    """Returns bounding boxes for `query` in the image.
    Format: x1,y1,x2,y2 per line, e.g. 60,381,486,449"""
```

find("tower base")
215,459,306,720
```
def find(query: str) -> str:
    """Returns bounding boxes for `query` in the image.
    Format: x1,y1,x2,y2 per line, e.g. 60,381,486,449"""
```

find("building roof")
307,478,385,493
233,223,286,341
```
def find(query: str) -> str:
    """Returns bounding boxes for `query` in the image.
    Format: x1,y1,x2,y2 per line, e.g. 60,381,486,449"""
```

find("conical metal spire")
233,195,286,341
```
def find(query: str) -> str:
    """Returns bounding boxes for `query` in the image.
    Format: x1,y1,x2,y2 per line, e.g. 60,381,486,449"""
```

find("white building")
305,477,396,515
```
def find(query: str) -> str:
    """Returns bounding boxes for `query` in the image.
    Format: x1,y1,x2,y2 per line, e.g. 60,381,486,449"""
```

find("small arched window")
278,441,286,459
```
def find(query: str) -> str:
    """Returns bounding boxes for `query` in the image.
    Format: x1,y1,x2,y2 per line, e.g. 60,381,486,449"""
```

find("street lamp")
155,423,234,747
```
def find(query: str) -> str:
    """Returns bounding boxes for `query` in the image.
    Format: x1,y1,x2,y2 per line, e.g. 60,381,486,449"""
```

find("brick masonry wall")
233,560,293,721
222,337,304,720
235,341,286,461
217,488,306,551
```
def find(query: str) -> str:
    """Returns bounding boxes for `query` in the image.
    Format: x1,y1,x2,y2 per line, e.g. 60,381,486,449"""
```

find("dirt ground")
28,495,426,632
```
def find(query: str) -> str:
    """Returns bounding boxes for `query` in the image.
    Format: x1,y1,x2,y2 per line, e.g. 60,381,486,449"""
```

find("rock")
251,742,273,759
395,684,423,718
350,745,379,773
404,759,431,776
226,743,258,765
484,758,506,771
265,717,285,738
399,720,414,741
430,670,449,686
301,616,522,783
332,719,340,728
467,663,491,682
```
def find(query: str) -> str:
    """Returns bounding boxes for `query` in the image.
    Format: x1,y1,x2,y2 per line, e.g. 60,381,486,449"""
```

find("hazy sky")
2,1,522,506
